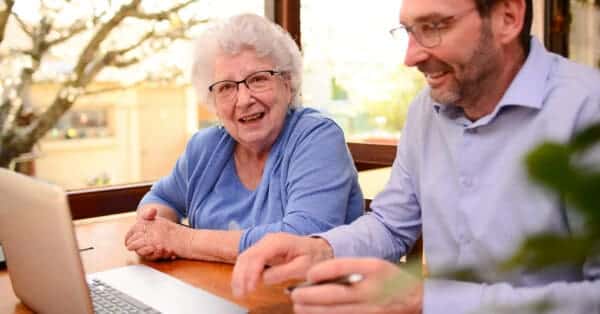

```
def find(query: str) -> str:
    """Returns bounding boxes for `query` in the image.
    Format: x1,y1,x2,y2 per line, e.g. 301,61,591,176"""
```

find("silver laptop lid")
0,169,248,314
0,169,93,314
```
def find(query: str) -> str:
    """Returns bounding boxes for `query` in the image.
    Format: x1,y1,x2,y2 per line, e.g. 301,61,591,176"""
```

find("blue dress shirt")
319,38,600,313
141,107,364,252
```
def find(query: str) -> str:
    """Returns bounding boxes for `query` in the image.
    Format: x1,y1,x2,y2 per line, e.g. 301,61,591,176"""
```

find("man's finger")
263,256,311,285
291,283,365,305
232,250,268,297
306,258,387,284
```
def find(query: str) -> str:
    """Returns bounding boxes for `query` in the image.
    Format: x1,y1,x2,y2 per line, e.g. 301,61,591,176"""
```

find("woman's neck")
233,145,269,190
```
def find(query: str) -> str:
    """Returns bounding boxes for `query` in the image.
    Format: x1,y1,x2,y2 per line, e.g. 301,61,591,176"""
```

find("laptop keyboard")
88,278,162,314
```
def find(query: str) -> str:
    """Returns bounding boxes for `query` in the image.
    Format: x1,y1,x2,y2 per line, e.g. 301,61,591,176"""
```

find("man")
232,0,600,313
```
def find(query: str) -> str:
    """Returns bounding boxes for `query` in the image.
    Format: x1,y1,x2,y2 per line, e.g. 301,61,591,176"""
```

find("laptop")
0,169,247,314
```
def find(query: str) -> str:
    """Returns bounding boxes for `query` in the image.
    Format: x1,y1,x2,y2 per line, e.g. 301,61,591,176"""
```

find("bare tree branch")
0,0,14,44
1,0,206,168
10,11,32,38
27,17,53,69
13,68,35,126
116,30,154,54
22,83,86,157
78,29,153,85
129,0,196,20
75,0,200,83
82,81,145,96
74,0,142,80
47,22,87,47
163,17,209,40
0,98,11,131
109,57,140,68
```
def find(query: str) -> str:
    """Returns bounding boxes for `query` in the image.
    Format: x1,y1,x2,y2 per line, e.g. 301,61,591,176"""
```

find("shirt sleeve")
317,100,423,261
238,118,363,252
318,143,422,261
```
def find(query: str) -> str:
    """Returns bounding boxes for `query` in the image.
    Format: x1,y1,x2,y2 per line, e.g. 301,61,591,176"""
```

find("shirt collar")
496,37,551,111
432,37,552,118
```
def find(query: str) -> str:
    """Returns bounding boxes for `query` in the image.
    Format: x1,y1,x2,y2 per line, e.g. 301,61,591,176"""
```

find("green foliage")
331,77,349,100
363,67,425,132
504,122,600,271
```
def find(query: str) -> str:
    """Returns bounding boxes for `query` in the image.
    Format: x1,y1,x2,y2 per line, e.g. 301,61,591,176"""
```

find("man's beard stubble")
425,21,500,107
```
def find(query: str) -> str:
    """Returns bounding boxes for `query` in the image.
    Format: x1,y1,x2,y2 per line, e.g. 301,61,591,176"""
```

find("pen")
78,246,94,252
285,273,364,294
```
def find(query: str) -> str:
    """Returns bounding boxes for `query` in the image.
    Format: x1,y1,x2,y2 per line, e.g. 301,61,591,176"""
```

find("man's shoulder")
548,54,600,97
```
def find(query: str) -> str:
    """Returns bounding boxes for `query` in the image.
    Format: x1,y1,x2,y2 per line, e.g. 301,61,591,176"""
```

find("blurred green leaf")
570,123,600,152
513,122,600,273
525,142,573,191
502,234,591,271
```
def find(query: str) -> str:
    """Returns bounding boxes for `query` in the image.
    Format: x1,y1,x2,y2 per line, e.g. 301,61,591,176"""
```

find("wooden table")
0,213,293,314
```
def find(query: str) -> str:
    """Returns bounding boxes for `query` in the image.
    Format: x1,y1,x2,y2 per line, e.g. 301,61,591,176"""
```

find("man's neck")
463,44,526,121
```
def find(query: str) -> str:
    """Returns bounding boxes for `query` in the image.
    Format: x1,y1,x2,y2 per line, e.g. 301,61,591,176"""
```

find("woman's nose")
234,83,253,107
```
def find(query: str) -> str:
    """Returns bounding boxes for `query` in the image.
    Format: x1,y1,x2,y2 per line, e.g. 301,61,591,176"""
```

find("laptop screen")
0,169,247,314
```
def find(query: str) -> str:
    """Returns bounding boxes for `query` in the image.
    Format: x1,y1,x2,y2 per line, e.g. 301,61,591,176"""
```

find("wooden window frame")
70,1,566,220
67,182,151,219
545,0,570,56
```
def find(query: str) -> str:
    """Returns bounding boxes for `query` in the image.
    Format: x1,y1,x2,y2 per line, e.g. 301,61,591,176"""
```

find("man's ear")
491,0,526,45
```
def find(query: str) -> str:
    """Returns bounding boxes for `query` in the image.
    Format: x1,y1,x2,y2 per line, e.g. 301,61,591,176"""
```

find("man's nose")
403,35,429,67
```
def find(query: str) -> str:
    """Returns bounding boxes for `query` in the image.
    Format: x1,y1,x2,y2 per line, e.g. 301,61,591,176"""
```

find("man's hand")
231,233,334,297
291,258,423,314
124,207,191,260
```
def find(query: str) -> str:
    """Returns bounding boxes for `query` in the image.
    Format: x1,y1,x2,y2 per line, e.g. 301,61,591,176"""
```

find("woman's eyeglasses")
208,70,284,105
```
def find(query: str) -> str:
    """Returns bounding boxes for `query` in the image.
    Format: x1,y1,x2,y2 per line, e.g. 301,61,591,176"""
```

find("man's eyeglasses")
389,7,476,48
208,70,284,105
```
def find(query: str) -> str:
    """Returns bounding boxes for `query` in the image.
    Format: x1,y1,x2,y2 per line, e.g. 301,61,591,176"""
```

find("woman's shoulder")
185,125,230,154
287,107,341,133
278,107,346,151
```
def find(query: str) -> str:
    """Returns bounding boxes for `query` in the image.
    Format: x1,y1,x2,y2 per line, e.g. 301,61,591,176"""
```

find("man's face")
400,0,502,106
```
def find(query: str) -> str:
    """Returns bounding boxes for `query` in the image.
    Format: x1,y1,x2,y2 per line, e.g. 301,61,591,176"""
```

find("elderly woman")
124,13,363,263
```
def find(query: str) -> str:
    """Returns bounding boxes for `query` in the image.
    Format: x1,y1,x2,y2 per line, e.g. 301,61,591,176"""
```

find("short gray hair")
191,13,302,108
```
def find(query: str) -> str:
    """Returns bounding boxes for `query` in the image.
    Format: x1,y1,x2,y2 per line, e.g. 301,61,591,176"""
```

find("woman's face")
212,49,292,154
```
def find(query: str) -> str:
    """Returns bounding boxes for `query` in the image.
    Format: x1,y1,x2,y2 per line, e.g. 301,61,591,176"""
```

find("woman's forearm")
180,228,243,264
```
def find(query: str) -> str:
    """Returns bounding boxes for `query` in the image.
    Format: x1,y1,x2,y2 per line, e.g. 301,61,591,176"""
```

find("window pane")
569,0,600,69
3,0,264,189
301,1,425,144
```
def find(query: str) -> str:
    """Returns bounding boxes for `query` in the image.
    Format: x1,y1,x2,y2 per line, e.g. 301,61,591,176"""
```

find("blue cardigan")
140,107,363,252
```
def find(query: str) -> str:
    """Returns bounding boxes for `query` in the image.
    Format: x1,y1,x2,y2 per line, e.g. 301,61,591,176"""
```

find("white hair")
191,13,302,108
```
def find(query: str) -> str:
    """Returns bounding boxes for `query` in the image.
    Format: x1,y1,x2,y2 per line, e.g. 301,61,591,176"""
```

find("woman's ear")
491,0,526,45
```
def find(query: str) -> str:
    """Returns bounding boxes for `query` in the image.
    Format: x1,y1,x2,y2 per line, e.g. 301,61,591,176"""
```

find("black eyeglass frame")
208,70,284,93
